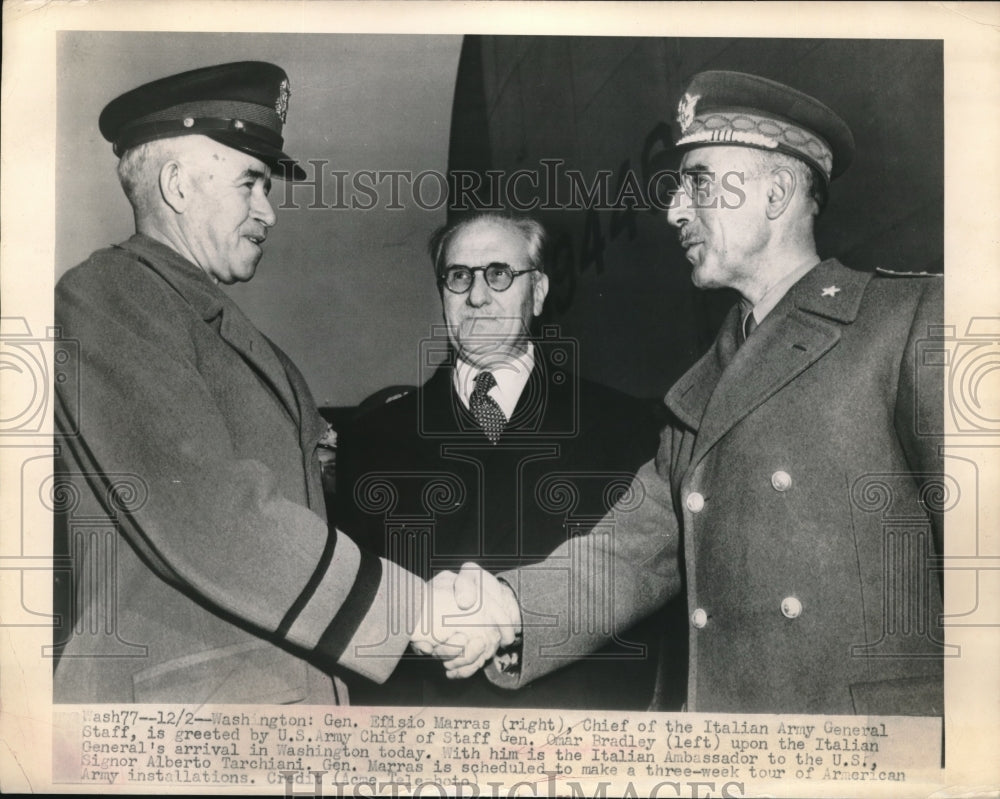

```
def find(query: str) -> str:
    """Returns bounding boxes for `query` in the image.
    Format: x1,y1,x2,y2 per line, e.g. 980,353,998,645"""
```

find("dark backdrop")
447,36,942,400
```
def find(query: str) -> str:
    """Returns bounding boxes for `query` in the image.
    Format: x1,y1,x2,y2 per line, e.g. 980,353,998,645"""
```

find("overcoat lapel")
507,355,548,432
665,305,738,432
216,307,301,425
269,342,327,445
690,308,841,464
118,235,301,425
267,341,329,511
423,365,469,433
665,260,873,467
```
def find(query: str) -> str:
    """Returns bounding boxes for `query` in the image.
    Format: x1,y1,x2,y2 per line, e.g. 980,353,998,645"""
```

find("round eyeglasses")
438,263,538,294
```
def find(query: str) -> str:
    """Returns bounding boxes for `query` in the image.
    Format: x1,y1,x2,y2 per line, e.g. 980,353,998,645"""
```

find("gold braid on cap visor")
676,110,833,181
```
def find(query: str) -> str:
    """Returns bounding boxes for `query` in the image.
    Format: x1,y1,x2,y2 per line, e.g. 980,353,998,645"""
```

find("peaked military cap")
99,61,306,180
674,70,855,183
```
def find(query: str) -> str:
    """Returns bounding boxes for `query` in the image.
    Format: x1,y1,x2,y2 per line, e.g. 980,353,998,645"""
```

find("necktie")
470,371,506,444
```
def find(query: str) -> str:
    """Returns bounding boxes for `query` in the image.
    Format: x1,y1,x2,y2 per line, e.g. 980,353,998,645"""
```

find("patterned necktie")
470,371,506,444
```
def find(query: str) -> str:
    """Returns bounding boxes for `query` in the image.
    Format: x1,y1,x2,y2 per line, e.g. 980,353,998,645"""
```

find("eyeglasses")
648,170,715,208
438,263,538,294
680,169,714,197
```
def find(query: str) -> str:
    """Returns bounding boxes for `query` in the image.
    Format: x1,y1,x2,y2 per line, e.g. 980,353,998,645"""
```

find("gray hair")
116,138,181,213
746,149,828,217
429,212,549,278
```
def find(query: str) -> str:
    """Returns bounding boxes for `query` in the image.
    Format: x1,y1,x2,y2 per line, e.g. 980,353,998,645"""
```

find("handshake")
411,563,523,678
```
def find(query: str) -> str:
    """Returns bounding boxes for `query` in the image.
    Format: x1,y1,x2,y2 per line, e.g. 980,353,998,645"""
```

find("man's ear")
765,167,796,220
532,272,550,317
159,160,187,214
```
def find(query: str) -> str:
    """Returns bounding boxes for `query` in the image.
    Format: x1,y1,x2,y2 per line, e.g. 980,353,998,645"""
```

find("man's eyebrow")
236,168,270,183
680,162,712,174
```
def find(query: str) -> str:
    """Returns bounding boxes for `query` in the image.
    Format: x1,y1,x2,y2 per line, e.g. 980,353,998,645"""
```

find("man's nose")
253,188,277,228
466,270,493,307
666,189,693,229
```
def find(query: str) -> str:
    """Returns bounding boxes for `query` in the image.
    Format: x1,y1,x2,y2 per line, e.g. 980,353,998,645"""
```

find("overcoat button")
781,596,803,618
771,470,792,491
691,608,708,628
686,492,705,513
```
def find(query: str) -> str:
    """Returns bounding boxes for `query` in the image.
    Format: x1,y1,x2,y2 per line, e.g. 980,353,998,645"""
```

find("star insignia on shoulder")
821,285,841,298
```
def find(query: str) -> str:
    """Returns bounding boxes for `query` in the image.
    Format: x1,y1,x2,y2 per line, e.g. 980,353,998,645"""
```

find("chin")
690,264,721,290
457,342,498,360
457,341,518,366
232,262,260,283
689,270,710,289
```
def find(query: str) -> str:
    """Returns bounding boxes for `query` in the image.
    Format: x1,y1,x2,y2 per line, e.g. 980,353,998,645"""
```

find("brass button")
781,596,803,619
686,492,705,513
691,608,708,628
771,470,792,491
182,117,195,128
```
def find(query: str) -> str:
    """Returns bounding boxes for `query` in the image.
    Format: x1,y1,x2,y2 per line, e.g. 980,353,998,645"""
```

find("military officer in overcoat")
444,70,945,716
53,61,468,704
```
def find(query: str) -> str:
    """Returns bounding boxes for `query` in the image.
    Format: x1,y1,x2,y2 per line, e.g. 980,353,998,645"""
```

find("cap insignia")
275,78,290,123
677,92,701,134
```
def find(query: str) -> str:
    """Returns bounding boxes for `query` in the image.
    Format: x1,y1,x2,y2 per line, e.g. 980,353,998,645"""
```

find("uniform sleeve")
486,453,682,689
894,277,945,556
55,268,421,684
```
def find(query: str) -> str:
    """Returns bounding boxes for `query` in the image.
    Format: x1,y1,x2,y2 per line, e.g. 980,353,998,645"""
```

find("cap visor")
206,131,307,180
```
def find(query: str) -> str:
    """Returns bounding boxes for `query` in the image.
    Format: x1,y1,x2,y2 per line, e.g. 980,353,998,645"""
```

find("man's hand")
410,570,465,660
444,562,522,678
410,563,522,679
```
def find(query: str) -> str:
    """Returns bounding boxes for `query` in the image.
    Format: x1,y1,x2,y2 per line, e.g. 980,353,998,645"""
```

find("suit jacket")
490,260,945,716
53,234,419,704
335,344,683,708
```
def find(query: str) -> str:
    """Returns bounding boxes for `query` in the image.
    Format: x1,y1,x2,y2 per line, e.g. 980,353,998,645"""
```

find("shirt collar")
453,342,536,419
748,259,820,324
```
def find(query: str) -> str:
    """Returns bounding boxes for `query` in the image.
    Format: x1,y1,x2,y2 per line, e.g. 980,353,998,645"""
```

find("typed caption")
54,706,941,796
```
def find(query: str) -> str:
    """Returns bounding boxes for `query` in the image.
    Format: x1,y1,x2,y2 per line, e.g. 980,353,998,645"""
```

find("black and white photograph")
1,2,998,796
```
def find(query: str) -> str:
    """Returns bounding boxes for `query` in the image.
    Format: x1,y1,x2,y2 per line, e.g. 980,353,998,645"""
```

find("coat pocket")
132,640,309,704
849,674,943,717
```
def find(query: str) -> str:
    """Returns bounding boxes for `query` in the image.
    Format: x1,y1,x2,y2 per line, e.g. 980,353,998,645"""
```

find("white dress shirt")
453,343,536,420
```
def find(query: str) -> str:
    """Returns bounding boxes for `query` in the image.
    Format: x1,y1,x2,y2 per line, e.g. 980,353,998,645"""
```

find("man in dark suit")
451,71,945,717
335,212,684,708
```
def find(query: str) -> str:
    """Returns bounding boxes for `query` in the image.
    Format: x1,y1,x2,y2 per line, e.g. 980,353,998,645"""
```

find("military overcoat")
54,235,419,704
492,260,944,715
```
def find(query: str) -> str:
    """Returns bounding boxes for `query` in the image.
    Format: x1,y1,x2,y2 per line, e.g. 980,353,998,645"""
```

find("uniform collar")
116,233,302,426
747,258,819,325
665,259,871,433
115,233,226,321
785,258,871,324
